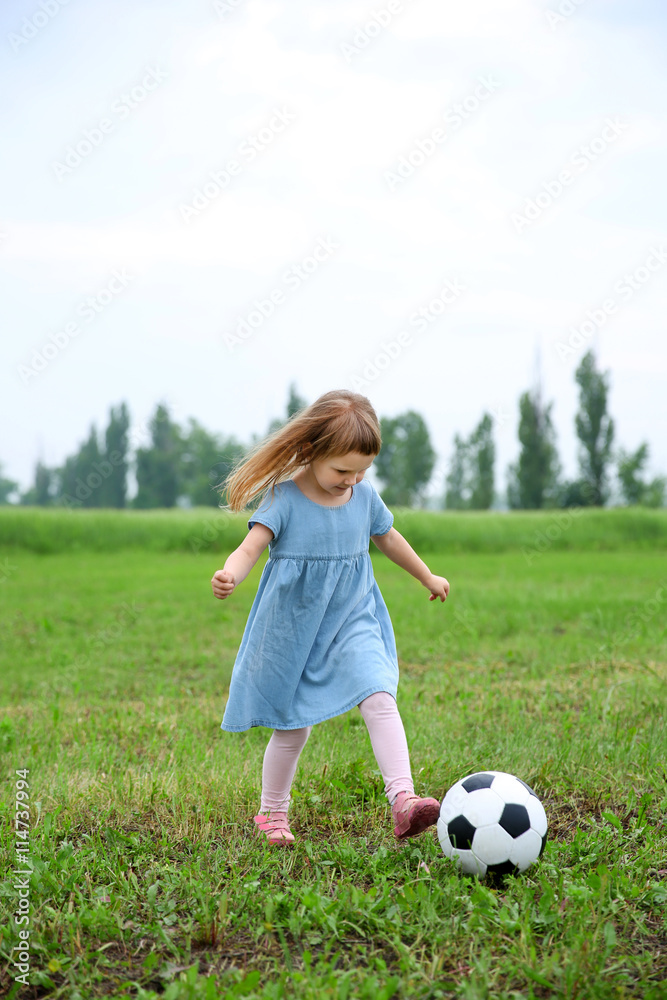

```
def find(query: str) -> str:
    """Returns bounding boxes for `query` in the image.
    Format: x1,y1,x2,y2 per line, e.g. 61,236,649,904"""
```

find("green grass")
1,504,666,554
0,511,666,998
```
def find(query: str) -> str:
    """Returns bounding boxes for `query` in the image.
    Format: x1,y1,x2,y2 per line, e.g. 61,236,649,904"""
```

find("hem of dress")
219,683,397,732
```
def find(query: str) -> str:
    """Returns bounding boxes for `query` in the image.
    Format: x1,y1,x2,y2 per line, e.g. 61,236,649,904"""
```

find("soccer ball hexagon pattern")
437,771,548,877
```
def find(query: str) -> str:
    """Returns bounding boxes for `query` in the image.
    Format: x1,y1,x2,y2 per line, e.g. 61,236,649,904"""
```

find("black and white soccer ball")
437,771,548,878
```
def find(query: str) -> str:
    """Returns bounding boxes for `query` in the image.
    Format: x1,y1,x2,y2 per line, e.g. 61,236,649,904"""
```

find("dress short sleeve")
369,483,393,536
248,484,288,541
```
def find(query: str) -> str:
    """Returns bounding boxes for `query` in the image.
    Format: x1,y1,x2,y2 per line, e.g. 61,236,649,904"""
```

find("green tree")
287,383,308,419
468,413,495,509
507,391,561,509
444,413,495,510
617,443,666,507
559,478,597,508
574,350,614,505
375,411,436,507
99,403,130,508
0,464,19,504
52,405,129,509
643,478,667,508
134,404,183,508
444,434,468,510
57,425,104,508
21,461,55,506
180,419,245,507
265,382,309,436
58,453,80,506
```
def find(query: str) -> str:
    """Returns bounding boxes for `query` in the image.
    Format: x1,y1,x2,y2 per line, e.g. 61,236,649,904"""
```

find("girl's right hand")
211,569,236,600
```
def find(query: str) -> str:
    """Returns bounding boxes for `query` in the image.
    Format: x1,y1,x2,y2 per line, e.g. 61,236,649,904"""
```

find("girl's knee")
272,725,312,752
358,690,397,720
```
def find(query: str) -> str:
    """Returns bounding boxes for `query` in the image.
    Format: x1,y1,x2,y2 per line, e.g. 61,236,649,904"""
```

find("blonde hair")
221,390,382,511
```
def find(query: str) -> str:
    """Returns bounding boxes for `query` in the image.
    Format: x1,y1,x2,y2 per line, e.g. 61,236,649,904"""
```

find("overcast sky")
2,0,666,502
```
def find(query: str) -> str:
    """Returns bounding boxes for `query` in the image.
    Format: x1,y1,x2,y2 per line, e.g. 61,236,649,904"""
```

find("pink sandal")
392,791,441,839
253,812,295,846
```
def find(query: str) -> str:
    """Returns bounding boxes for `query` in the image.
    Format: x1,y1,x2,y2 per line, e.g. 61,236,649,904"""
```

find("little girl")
212,389,450,845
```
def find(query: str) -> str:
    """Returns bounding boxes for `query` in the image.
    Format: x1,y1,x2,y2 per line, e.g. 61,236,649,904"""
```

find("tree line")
442,350,664,510
2,355,664,510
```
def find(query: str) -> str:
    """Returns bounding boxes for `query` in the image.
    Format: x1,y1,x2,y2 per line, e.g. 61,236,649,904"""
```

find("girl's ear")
300,442,313,462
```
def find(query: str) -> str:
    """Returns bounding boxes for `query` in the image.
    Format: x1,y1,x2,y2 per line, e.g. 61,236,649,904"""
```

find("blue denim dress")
220,478,399,731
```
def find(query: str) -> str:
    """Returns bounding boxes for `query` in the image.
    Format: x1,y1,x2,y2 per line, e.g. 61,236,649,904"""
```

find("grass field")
1,508,666,999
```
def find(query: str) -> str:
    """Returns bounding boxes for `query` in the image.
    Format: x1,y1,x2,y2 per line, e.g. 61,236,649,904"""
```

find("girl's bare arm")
371,527,449,602
211,523,274,599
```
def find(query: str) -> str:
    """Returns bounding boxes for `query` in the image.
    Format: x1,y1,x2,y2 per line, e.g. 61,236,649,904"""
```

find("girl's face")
309,451,375,498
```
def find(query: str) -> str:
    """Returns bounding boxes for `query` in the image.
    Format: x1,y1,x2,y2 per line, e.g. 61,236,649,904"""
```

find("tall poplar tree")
574,351,614,506
57,425,104,507
468,413,495,509
444,434,468,510
21,461,55,505
134,404,183,508
286,383,308,419
444,413,495,510
99,403,130,508
375,411,436,507
507,391,561,509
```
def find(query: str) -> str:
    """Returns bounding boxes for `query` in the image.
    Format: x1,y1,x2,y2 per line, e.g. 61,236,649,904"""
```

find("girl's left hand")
425,575,450,602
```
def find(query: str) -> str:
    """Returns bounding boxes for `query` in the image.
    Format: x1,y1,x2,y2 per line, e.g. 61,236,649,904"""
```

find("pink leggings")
260,691,414,812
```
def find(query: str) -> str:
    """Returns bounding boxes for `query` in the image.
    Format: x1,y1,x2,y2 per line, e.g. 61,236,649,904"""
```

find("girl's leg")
255,727,312,845
358,691,440,839
358,691,413,802
260,726,312,813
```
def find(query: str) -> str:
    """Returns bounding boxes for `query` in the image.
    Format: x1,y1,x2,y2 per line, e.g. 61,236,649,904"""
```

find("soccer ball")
437,771,548,878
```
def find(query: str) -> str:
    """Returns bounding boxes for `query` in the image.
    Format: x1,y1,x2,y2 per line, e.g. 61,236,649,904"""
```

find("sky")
2,0,666,503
